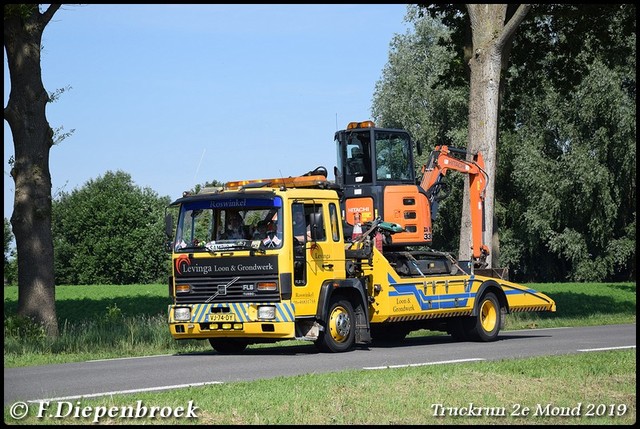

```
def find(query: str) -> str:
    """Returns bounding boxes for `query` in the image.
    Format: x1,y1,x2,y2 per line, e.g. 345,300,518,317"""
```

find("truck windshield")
174,197,283,252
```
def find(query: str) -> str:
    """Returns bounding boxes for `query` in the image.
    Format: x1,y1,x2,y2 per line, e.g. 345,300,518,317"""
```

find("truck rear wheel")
448,292,501,342
447,318,468,341
208,338,248,354
315,297,355,353
468,292,501,341
370,324,408,343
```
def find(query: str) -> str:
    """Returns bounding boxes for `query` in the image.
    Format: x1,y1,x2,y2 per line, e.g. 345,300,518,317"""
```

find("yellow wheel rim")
329,305,351,343
480,298,497,333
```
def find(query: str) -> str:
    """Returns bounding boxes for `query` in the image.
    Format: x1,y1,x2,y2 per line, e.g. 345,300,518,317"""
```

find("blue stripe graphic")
386,273,537,311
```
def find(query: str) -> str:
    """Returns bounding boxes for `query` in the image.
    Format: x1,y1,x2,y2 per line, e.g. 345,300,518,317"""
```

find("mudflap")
354,301,372,344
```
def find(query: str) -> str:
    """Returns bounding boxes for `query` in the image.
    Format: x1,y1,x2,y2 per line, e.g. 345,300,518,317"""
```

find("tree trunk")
4,4,61,337
459,4,529,268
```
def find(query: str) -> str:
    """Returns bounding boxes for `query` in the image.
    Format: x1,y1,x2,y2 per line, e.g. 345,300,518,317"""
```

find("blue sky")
3,4,410,221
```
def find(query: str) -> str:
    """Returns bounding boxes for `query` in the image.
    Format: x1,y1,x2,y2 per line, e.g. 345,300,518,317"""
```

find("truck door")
291,200,344,316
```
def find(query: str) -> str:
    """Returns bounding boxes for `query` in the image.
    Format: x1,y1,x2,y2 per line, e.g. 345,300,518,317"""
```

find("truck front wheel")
315,297,356,353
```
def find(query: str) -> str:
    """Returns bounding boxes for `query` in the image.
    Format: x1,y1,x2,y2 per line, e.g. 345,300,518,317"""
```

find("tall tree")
463,4,530,268
420,4,530,268
376,4,635,281
4,4,62,336
497,4,636,282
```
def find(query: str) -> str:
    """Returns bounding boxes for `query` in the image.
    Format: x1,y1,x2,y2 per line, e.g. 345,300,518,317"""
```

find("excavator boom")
420,145,490,263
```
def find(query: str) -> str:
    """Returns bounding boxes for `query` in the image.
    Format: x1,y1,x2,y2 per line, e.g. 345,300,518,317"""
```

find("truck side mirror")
165,213,173,238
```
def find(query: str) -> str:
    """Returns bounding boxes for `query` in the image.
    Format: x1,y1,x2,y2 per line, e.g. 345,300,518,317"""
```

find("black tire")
315,297,356,353
208,338,248,354
370,324,408,344
467,292,502,342
446,317,469,341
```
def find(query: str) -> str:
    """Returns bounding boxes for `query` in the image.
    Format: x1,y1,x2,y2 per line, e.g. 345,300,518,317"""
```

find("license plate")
209,313,236,322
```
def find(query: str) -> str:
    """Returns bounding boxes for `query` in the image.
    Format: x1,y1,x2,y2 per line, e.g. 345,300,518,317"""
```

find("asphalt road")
4,323,636,406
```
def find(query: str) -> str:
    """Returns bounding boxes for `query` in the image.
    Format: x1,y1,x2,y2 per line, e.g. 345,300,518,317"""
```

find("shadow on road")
173,330,554,356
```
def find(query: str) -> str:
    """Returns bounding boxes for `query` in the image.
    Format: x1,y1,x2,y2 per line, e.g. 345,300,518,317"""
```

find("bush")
52,170,172,285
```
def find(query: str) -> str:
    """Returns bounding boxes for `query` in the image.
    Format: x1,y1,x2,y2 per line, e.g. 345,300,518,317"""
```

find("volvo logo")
205,277,240,303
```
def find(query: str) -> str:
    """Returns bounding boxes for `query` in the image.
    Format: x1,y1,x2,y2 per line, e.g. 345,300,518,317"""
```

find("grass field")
4,282,636,425
3,282,636,367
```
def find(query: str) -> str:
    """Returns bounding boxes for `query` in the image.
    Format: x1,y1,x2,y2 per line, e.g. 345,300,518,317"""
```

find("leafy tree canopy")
52,170,171,285
373,4,635,281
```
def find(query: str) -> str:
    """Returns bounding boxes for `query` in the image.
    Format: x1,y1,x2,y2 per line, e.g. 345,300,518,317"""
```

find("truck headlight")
258,306,276,320
174,307,191,321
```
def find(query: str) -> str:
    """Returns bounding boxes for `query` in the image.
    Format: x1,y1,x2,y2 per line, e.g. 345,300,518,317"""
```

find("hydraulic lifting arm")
419,145,490,264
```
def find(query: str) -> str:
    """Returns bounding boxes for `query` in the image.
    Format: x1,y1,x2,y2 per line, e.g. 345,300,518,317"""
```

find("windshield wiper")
205,240,255,252
176,245,205,252
178,240,266,254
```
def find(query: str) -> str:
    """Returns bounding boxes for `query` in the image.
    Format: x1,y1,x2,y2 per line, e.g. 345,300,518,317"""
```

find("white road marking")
87,354,174,362
363,358,485,370
578,345,636,352
27,381,224,403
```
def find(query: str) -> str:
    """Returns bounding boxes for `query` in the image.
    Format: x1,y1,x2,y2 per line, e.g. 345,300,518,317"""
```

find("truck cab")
166,178,372,353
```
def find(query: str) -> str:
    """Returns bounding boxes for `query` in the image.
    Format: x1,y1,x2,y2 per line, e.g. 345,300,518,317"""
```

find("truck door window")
329,203,340,242
292,204,308,244
292,203,326,243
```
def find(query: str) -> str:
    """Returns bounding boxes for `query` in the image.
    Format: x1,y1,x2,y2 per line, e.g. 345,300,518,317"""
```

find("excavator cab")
334,121,433,248
335,121,489,270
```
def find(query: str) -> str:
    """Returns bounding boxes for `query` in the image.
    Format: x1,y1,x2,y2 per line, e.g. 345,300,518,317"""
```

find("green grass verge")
4,349,635,425
4,282,636,425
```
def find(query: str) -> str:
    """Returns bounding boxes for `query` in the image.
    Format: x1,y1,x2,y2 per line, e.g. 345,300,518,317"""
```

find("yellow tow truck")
165,124,555,353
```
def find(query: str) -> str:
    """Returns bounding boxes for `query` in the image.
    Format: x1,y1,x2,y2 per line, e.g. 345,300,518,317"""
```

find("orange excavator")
333,120,490,272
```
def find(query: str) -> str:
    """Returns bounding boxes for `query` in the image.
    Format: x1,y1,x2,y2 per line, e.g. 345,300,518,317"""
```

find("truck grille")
175,274,280,304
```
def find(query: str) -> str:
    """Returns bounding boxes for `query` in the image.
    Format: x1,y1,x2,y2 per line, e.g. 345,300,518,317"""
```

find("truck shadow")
176,331,556,356
362,332,553,350
178,343,321,356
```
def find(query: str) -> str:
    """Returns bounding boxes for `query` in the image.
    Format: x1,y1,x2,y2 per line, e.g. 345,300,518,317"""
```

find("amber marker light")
347,120,375,129
175,284,191,293
257,282,277,291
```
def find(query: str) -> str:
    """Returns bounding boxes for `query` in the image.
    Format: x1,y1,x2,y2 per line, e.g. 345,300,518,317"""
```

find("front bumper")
168,302,296,340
